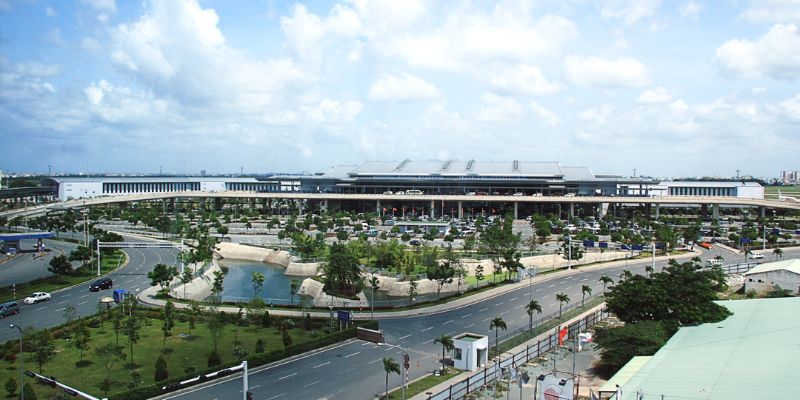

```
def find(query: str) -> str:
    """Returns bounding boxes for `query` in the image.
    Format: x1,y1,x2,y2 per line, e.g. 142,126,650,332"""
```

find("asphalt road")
165,246,799,400
0,238,178,343
0,239,79,287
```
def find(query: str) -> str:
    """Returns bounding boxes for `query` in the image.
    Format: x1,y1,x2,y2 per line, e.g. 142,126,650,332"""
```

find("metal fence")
428,308,610,400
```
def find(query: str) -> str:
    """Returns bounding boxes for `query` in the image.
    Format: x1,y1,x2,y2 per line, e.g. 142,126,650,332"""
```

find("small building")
452,333,488,371
0,232,54,253
743,259,800,294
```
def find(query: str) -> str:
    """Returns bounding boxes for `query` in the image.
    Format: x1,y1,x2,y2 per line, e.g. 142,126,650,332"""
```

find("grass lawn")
0,250,126,303
764,185,800,196
0,313,319,399
464,272,507,285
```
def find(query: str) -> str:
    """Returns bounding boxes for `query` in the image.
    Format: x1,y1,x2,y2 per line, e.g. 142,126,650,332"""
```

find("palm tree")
433,335,454,373
556,293,570,319
645,264,654,277
581,285,592,307
525,300,542,330
773,248,783,260
714,255,724,262
382,357,400,399
489,317,507,356
599,276,613,293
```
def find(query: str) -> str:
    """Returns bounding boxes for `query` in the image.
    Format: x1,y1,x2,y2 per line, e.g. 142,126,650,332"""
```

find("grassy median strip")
0,250,126,303
383,368,462,400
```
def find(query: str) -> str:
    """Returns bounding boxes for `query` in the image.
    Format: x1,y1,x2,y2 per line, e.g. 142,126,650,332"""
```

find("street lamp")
378,342,409,400
9,324,23,400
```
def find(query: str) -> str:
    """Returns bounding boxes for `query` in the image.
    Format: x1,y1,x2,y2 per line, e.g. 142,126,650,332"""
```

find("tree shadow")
75,360,93,368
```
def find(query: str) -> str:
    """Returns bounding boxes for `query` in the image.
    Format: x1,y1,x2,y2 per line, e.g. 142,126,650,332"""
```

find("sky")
1,0,799,178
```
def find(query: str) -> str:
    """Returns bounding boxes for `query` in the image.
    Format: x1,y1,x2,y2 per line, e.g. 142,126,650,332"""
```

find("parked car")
23,292,51,304
0,302,19,318
90,278,113,292
564,193,576,197
409,239,422,246
512,192,524,196
382,191,393,195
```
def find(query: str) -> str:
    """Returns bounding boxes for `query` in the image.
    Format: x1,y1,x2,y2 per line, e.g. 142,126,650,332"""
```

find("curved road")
0,238,178,343
162,246,799,400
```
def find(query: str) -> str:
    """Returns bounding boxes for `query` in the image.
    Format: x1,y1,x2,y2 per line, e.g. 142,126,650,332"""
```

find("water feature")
218,259,307,305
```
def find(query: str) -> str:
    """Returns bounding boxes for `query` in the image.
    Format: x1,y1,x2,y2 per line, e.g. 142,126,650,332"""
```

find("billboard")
537,375,574,400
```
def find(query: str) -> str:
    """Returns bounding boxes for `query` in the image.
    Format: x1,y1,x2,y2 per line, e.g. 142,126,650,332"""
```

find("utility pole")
48,164,52,176
633,168,637,178
736,169,740,180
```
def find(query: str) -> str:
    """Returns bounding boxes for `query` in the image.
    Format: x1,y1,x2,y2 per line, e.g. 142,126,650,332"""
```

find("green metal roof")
614,297,800,399
599,356,651,394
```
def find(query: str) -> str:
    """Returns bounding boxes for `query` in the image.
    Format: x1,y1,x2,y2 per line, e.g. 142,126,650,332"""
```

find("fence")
428,308,610,400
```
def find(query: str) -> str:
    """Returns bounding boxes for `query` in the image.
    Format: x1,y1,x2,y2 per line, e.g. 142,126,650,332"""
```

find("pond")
218,259,308,305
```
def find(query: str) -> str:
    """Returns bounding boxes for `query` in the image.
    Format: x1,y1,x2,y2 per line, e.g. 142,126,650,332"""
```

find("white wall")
59,181,103,201
745,270,800,294
737,185,764,199
200,181,226,192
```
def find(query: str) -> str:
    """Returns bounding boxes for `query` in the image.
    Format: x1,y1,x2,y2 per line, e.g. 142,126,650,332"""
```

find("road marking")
361,341,371,346
77,301,88,306
60,293,72,297
277,372,297,380
422,339,434,344
312,362,330,369
494,302,504,307
483,317,491,322
369,358,383,364
499,311,508,316
421,327,433,332
443,320,453,325
509,297,517,302
345,351,360,358
565,286,573,290
547,284,555,288
35,306,47,311
79,294,90,299
266,394,285,400
461,313,472,319
536,288,543,292
303,380,321,388
479,307,488,312
515,305,524,310
54,308,65,312
398,334,411,340
465,323,474,328
580,278,589,282
250,385,260,389
58,300,70,305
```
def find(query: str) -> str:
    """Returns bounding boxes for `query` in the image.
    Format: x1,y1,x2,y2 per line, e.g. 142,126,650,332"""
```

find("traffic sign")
337,310,352,322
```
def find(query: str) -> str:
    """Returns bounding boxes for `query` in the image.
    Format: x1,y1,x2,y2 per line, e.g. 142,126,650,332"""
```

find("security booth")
452,333,489,371
0,232,54,254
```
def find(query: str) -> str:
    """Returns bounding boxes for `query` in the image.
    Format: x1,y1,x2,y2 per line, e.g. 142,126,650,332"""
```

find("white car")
749,252,764,260
24,292,51,304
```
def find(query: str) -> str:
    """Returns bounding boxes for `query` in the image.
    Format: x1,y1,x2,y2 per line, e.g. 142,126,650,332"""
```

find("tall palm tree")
599,276,613,293
714,255,724,262
382,357,400,399
556,292,570,319
433,335,454,373
581,285,592,307
773,248,784,260
489,317,507,356
525,300,542,330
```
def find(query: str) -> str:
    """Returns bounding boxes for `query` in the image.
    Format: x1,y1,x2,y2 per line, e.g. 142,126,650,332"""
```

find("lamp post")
378,342,409,400
10,324,23,400
567,236,572,270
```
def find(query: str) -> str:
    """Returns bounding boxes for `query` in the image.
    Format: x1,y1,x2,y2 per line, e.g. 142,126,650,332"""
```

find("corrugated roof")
615,298,800,400
53,177,262,183
743,259,800,276
661,181,762,188
348,160,565,177
561,166,595,181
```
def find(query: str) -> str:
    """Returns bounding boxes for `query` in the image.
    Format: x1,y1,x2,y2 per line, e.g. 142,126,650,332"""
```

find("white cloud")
638,87,672,104
80,0,116,13
779,93,800,119
564,56,650,88
45,6,57,17
679,2,702,19
280,4,362,63
489,65,560,96
368,74,439,101
305,98,363,123
715,23,800,80
474,93,524,123
529,102,560,126
579,105,615,125
601,0,661,25
83,80,172,124
741,0,800,24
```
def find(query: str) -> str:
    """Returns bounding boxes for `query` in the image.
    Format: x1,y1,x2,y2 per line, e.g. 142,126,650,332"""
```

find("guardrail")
428,308,610,400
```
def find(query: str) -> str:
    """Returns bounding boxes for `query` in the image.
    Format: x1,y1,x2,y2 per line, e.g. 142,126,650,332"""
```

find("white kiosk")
452,333,489,371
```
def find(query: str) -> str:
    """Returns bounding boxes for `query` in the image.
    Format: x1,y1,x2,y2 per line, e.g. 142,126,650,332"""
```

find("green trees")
525,300,542,330
217,225,229,240
31,330,56,373
382,357,401,399
773,248,783,260
123,297,141,368
556,293,570,318
323,242,362,297
180,266,193,300
251,271,265,299
599,276,614,293
594,320,671,376
433,335,454,372
581,285,592,307
479,215,521,282
408,279,418,306
5,377,16,398
68,245,94,269
161,300,175,347
74,321,91,364
427,259,455,299
154,355,168,382
148,263,178,293
489,317,507,355
211,270,225,303
289,279,300,304
48,255,73,278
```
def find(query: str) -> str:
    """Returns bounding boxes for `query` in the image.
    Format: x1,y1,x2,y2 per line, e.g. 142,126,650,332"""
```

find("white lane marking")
369,358,383,364
77,301,88,306
482,317,491,322
443,320,454,325
547,284,555,288
345,351,360,358
461,313,472,319
361,341,371,346
494,302,504,307
465,323,474,329
79,294,90,299
536,288,543,292
266,394,285,400
398,334,411,340
312,362,330,369
499,311,508,316
515,305,524,310
303,380,321,388
250,385,261,389
509,297,517,302
479,307,488,312
422,339,434,344
580,278,589,282
58,300,70,305
35,306,47,311
421,327,433,332
565,286,573,290
60,293,72,297
54,308,65,312
277,372,297,380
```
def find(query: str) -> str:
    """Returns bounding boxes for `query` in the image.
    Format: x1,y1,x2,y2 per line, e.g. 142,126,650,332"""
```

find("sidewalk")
409,303,608,400
137,249,699,319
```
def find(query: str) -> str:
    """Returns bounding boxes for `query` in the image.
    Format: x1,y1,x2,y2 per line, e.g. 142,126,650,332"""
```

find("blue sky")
1,0,799,178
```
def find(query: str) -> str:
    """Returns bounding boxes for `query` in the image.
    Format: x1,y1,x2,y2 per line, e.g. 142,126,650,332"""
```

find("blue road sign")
337,310,351,322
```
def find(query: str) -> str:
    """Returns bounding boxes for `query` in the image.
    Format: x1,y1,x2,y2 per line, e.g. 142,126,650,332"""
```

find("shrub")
207,350,221,368
255,339,265,354
5,376,17,397
22,383,36,400
155,355,168,382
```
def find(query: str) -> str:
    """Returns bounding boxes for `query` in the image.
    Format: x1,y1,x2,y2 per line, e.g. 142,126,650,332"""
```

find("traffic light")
403,354,410,370
246,391,253,400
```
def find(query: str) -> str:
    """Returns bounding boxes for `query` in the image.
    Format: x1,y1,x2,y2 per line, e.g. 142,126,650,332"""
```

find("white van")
749,252,764,260
406,189,423,195
706,258,723,267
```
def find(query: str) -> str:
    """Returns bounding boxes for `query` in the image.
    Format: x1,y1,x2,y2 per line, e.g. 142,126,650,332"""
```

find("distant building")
603,297,800,400
780,170,799,184
743,259,800,294
637,180,764,199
